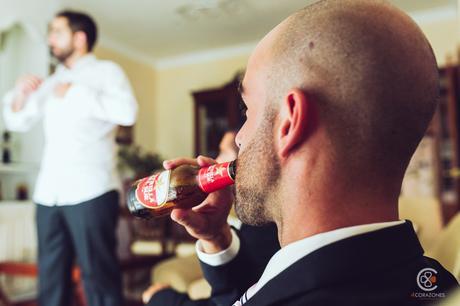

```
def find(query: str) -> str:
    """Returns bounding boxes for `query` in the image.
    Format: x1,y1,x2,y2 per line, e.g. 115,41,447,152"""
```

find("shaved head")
260,0,438,181
235,0,439,237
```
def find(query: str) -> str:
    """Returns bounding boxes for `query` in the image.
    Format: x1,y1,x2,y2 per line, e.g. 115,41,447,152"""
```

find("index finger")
196,155,217,167
163,157,198,170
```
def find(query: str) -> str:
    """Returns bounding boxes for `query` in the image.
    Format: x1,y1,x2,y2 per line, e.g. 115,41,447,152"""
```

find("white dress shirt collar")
55,53,96,72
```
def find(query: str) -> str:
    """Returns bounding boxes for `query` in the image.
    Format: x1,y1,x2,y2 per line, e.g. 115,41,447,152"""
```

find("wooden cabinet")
192,74,245,158
403,65,460,224
435,66,460,222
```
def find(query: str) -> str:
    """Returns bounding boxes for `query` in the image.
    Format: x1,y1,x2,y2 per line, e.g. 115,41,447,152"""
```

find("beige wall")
418,18,458,66
94,44,247,159
153,55,248,159
94,46,157,152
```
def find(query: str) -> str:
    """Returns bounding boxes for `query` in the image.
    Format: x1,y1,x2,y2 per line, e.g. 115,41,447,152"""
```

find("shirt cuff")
196,228,240,266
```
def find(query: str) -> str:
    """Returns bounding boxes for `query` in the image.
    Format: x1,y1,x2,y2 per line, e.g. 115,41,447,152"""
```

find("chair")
151,253,211,299
0,262,84,306
147,215,242,300
117,209,175,303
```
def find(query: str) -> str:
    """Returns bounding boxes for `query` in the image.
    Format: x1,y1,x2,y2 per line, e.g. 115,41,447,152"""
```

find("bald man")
162,0,459,305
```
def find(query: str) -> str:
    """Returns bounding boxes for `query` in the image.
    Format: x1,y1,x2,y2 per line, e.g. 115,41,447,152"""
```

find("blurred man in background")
2,10,137,306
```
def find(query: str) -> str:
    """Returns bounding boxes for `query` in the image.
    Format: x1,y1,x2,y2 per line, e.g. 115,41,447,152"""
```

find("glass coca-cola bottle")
127,161,236,219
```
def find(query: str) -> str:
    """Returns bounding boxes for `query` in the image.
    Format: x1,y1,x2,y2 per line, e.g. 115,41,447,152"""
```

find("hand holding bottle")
164,156,234,253
127,155,236,253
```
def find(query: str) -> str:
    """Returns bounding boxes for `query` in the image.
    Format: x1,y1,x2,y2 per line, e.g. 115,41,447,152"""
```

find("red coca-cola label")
198,162,234,193
135,170,171,208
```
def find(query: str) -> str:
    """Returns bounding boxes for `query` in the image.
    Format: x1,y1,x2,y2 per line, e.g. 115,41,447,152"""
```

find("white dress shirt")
2,55,138,205
197,220,405,303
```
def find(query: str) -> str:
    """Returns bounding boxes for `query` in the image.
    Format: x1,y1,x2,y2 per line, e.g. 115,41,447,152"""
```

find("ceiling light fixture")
176,0,243,20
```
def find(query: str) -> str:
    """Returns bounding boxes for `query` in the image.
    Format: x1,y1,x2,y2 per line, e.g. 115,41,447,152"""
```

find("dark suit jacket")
147,223,280,306
202,221,458,306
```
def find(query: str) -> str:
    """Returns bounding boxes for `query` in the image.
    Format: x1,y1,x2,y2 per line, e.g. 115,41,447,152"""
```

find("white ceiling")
60,0,457,63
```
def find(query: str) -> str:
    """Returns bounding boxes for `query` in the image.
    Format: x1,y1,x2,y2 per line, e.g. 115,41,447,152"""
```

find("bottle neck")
198,160,236,193
228,160,236,180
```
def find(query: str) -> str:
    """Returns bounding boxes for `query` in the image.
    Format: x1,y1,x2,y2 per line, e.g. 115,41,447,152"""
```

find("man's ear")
278,88,312,158
73,31,88,52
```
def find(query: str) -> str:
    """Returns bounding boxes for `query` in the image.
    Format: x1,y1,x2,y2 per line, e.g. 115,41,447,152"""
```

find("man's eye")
239,101,247,117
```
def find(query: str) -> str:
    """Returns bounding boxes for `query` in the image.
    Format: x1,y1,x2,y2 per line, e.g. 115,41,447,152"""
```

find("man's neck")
277,205,399,247
275,163,400,247
64,51,88,69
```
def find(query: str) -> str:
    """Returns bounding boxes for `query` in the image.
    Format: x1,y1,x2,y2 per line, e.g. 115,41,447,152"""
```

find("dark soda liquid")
127,184,207,219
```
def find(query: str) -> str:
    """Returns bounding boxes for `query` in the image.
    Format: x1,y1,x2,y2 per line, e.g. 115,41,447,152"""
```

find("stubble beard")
234,108,281,226
50,45,75,63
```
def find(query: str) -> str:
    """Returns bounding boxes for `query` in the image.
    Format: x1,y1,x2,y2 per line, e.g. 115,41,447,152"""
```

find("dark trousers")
36,190,123,306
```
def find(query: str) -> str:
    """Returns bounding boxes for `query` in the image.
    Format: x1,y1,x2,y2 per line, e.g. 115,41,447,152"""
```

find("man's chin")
49,49,72,63
234,199,271,226
52,55,67,63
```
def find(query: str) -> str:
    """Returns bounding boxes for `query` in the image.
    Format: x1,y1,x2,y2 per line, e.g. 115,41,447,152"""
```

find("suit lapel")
245,221,423,305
